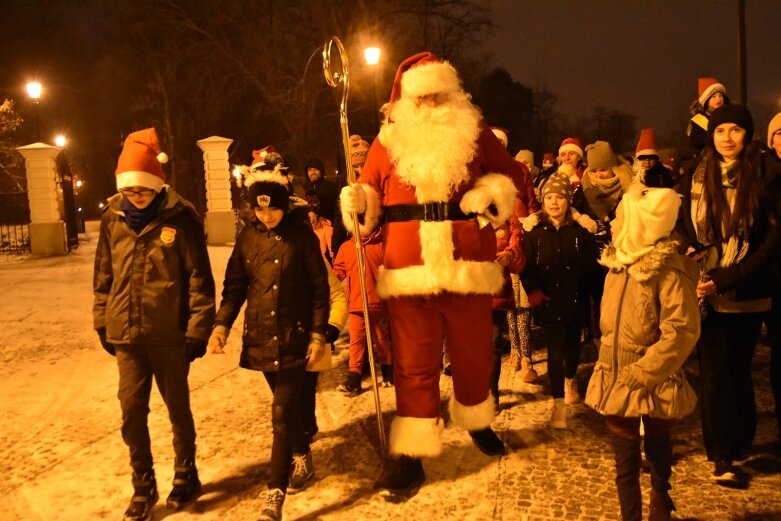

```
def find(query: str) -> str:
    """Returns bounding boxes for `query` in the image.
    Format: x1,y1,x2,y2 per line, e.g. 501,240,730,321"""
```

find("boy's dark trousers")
264,366,309,491
116,343,196,474
541,319,581,398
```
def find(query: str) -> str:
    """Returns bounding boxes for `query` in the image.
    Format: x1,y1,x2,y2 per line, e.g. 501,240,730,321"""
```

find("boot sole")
287,472,315,495
378,475,425,503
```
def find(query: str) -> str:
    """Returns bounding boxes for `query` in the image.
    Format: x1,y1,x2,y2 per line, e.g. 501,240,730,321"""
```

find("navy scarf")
121,189,167,233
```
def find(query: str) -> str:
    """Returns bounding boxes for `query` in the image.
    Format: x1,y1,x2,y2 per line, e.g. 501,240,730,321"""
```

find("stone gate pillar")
16,143,67,255
197,136,234,245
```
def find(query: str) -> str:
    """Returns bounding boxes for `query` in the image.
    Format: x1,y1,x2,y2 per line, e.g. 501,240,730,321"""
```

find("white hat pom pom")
157,152,169,164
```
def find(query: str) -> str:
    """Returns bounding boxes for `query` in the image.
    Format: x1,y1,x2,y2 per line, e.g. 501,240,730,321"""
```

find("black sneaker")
123,471,159,521
258,488,285,521
469,427,506,457
380,364,394,387
287,451,314,493
712,460,748,489
166,459,201,509
374,455,425,502
337,371,362,395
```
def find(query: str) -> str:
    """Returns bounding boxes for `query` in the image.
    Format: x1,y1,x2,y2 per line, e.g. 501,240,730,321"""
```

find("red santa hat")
558,137,583,158
635,128,659,158
542,152,555,167
698,77,726,106
389,52,462,109
491,126,509,148
115,128,168,192
250,146,277,170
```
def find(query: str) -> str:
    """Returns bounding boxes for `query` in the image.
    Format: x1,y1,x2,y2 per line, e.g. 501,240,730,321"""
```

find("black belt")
384,202,474,223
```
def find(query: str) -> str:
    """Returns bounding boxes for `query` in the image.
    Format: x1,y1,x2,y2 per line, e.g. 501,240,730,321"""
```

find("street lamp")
55,134,66,147
25,82,42,142
364,47,381,134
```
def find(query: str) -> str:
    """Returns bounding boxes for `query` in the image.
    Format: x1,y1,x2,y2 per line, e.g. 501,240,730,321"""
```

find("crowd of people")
93,54,780,521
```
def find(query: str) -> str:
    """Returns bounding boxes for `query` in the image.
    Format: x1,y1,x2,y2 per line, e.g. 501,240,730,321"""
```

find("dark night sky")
486,0,781,143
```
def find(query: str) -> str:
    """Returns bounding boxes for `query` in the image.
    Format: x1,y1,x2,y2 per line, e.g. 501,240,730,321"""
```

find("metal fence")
0,192,31,254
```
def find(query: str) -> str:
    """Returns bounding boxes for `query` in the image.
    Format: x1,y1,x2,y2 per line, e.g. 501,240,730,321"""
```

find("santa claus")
340,52,539,500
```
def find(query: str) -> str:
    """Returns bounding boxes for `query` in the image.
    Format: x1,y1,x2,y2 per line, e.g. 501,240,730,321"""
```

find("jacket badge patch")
256,195,271,208
496,229,506,238
160,227,177,244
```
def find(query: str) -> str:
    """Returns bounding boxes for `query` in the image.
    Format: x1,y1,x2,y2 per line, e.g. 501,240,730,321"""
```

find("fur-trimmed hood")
599,239,698,284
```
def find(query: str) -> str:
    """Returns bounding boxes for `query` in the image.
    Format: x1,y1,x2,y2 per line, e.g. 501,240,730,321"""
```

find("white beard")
381,93,482,202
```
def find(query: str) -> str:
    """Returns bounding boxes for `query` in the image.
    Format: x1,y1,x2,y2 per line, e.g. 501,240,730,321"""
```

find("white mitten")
521,213,540,232
340,185,367,214
459,187,492,215
208,325,229,354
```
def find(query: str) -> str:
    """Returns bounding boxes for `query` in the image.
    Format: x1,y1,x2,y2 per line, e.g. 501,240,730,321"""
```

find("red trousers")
347,310,392,373
386,293,493,419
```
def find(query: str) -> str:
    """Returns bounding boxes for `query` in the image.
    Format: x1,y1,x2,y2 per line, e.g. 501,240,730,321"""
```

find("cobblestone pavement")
1,241,780,520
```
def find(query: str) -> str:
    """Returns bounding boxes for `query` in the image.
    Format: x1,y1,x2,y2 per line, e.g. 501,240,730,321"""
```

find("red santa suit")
342,52,539,458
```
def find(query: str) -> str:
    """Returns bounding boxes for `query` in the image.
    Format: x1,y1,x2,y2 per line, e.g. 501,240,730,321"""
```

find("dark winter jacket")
521,218,599,324
215,213,330,372
93,188,216,345
304,158,339,223
687,111,710,154
676,148,779,302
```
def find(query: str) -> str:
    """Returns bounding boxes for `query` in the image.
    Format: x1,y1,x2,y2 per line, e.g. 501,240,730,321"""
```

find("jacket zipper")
598,271,629,411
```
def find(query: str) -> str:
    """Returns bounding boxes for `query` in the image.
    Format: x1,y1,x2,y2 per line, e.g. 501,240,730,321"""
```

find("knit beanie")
611,183,681,265
115,128,168,192
768,113,781,148
541,172,573,202
515,149,534,166
249,175,290,212
585,141,617,170
707,104,754,141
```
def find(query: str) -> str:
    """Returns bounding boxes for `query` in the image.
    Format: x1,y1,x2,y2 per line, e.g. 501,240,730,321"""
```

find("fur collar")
599,239,683,282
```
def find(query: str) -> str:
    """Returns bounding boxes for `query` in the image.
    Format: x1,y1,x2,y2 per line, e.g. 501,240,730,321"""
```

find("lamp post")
25,82,42,142
364,47,381,135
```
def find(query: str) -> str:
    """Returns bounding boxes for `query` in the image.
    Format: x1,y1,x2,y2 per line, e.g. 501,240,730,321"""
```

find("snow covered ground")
1,221,779,520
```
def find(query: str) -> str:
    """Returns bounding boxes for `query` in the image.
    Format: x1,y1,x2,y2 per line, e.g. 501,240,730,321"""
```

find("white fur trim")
377,220,504,297
470,173,518,224
558,143,583,158
389,416,444,457
576,213,598,234
400,61,461,99
341,184,382,236
448,395,495,430
635,148,658,158
116,171,164,192
699,82,725,106
243,170,288,188
521,213,539,232
156,152,169,164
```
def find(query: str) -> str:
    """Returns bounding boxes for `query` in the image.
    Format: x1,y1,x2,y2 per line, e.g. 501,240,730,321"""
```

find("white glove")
459,187,493,215
340,185,367,214
208,325,229,354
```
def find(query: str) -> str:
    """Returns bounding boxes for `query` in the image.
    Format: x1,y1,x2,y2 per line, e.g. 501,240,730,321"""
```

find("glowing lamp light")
232,166,241,180
75,179,83,189
26,82,42,100
98,202,105,209
364,47,381,66
55,135,66,147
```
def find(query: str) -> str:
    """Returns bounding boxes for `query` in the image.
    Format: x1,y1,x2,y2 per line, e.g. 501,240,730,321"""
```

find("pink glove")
527,289,551,307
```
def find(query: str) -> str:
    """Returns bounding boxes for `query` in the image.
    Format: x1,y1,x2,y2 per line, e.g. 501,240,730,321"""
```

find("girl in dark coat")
209,168,330,521
677,104,777,488
521,172,600,429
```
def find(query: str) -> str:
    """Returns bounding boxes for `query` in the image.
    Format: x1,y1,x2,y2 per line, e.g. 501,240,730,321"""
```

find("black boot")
123,470,158,521
380,364,394,387
644,431,674,509
469,427,506,456
612,434,642,521
649,489,676,521
166,458,201,510
374,455,425,502
337,371,362,395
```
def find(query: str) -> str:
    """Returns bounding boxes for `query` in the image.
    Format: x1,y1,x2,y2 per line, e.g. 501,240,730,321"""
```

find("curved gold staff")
323,36,387,459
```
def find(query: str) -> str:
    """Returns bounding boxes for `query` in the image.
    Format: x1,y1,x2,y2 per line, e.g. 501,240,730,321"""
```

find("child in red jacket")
333,228,393,394
489,217,525,410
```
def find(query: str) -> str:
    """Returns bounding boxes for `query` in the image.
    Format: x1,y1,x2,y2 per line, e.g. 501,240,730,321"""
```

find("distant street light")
25,82,42,142
364,47,381,134
55,134,66,147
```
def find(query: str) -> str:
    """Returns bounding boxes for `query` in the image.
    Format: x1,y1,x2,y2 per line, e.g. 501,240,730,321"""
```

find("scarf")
121,189,167,233
690,160,749,272
582,169,627,220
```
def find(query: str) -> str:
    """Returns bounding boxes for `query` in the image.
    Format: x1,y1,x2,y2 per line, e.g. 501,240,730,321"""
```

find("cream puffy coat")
585,239,700,419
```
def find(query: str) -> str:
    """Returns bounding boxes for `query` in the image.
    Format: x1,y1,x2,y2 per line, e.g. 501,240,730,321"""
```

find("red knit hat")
115,128,168,192
635,128,659,158
388,52,461,111
558,137,583,158
698,77,726,106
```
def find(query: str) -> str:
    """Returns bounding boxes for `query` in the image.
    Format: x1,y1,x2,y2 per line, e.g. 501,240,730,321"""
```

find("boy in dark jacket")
93,128,216,521
208,164,330,521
